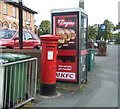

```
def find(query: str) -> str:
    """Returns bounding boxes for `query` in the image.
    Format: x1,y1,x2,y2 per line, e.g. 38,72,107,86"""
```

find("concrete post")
79,0,84,9
19,0,23,49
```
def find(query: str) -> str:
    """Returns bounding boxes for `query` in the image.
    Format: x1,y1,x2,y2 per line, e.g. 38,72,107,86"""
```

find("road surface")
34,45,118,108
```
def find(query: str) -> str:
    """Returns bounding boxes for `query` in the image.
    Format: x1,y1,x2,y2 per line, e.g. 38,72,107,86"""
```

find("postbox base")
40,83,56,96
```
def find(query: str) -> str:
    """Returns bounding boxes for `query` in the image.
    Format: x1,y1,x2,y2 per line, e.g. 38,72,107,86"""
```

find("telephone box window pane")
80,15,87,50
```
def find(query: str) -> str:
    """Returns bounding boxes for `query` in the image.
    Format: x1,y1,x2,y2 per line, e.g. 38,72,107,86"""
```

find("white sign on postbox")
47,51,53,60
56,72,75,80
92,54,94,60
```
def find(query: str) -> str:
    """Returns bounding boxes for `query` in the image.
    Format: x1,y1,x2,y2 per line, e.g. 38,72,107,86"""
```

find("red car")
0,29,41,49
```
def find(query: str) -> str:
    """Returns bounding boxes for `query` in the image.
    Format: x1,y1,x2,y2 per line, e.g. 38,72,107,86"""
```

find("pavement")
33,45,118,108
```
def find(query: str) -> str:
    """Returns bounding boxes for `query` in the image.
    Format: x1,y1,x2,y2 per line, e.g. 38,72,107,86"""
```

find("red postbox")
40,35,60,96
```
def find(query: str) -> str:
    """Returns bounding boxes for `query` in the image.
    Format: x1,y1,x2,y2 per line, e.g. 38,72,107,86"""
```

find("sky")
23,0,119,26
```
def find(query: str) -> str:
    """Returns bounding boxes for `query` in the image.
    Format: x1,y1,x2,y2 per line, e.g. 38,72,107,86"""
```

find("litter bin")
98,41,107,56
87,39,94,48
0,53,31,107
0,59,8,109
87,49,96,71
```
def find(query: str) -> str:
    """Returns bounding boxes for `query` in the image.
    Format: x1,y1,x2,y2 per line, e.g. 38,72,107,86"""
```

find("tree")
114,33,120,44
114,23,120,31
39,20,50,35
100,29,113,41
88,24,97,40
103,19,114,31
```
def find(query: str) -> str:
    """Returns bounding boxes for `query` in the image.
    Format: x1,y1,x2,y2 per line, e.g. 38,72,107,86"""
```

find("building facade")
0,1,38,32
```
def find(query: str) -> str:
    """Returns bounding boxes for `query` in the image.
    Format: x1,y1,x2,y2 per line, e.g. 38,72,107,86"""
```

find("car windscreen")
0,30,16,39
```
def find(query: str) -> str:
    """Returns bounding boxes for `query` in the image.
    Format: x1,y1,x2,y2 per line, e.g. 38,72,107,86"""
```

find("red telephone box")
40,35,60,96
51,8,88,84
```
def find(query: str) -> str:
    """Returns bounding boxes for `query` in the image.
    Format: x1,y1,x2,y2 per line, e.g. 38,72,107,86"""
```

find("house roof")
5,1,38,14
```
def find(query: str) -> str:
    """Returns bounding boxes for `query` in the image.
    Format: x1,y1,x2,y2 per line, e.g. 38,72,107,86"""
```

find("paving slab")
33,45,118,108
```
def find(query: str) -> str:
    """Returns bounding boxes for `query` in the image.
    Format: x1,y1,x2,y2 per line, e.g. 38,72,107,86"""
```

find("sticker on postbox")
47,51,53,60
56,72,76,80
92,54,94,60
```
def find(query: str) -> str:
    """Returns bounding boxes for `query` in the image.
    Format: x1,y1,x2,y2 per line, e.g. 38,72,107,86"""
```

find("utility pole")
98,24,100,37
19,0,23,49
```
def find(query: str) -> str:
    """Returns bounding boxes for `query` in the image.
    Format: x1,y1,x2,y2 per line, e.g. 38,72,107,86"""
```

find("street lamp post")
19,0,23,49
98,24,100,37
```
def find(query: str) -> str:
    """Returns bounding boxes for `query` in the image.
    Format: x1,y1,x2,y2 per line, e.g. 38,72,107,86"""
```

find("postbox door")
41,45,57,83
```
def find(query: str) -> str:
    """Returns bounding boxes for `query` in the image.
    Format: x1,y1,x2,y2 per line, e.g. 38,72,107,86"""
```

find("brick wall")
0,1,35,31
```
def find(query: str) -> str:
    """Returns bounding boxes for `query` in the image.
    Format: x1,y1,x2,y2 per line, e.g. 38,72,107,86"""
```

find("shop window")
11,23,17,29
3,21,9,29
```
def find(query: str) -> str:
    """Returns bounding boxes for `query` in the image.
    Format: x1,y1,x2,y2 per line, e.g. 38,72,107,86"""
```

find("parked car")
109,41,114,45
0,29,41,49
94,42,98,48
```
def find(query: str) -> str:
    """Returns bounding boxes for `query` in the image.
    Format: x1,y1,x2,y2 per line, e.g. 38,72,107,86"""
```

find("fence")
0,58,38,109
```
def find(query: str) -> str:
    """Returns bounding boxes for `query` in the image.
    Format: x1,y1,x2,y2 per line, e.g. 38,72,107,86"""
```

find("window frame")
13,6,16,18
0,2,1,13
28,12,31,22
24,32,34,40
3,3,7,15
24,11,27,20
